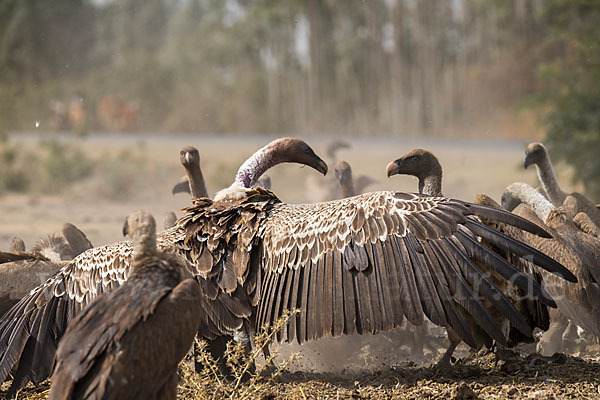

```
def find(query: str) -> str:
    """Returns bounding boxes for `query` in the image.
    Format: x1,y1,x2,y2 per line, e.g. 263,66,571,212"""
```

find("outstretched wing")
254,191,575,346
0,228,182,392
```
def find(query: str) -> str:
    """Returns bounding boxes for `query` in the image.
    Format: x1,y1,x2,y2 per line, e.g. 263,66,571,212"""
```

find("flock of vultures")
0,138,599,399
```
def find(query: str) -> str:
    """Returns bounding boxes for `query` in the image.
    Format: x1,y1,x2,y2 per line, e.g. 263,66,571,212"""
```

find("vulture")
172,145,272,196
524,142,600,226
49,211,202,400
0,137,327,397
305,139,351,202
334,161,377,198
172,146,209,198
0,138,577,397
0,223,93,317
8,238,25,252
334,161,356,198
502,182,600,352
386,149,552,364
163,211,178,230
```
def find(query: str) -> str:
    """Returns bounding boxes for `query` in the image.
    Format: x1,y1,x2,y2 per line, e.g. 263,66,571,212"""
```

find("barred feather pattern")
0,187,576,395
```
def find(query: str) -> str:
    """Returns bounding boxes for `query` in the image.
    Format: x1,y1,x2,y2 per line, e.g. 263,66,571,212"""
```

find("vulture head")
123,210,157,259
386,148,442,180
501,188,521,212
233,138,327,190
334,161,353,187
179,146,200,169
271,138,328,176
9,237,26,252
523,142,547,169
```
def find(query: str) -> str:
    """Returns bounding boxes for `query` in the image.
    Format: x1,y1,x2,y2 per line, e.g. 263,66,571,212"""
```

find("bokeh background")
0,0,598,249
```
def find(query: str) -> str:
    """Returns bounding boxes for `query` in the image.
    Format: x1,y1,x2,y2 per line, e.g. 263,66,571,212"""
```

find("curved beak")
523,152,533,169
386,159,401,177
184,152,192,165
312,156,328,176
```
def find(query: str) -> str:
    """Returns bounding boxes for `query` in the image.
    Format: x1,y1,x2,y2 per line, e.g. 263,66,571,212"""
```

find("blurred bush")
0,137,154,200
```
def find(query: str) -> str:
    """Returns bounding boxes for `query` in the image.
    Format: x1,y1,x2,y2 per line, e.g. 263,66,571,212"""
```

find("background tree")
536,0,600,201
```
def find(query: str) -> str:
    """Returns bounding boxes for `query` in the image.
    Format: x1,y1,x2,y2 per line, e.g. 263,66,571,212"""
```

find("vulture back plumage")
49,211,203,400
0,138,578,396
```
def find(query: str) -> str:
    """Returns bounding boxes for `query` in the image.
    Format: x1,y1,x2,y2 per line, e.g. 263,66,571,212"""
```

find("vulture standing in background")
163,211,178,230
524,142,600,228
386,149,552,364
305,139,351,202
49,211,202,400
172,145,272,196
502,182,600,353
0,138,577,397
8,238,25,252
0,138,327,397
334,161,377,198
0,223,93,317
172,146,209,198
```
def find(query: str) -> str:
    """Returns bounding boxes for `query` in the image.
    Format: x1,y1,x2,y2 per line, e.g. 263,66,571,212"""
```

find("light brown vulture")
8,238,25,253
172,146,209,198
0,224,93,318
524,142,600,226
502,182,600,353
49,211,202,400
334,161,377,198
0,138,576,397
386,149,551,364
305,139,351,202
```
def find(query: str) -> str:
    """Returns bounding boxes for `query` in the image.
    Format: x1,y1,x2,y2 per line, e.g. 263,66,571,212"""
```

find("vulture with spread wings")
0,138,576,398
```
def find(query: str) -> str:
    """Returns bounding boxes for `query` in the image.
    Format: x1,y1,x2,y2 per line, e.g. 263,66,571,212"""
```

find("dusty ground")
4,349,600,399
0,132,592,399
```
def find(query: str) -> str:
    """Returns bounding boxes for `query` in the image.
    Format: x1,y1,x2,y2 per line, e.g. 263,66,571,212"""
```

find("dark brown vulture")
502,182,600,353
386,148,552,364
172,146,209,198
49,211,202,400
0,138,576,398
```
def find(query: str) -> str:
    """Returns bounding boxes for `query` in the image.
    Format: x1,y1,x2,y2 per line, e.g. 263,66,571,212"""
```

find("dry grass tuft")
178,310,299,400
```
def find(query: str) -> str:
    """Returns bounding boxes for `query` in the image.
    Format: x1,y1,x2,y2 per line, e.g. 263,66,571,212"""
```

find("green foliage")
536,0,600,201
35,139,95,193
0,139,32,192
0,137,155,199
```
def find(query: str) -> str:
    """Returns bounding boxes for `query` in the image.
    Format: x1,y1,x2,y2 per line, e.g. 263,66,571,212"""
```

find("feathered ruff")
0,189,577,394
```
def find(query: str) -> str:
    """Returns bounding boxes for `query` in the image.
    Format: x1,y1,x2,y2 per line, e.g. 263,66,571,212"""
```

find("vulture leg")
409,324,426,361
195,335,234,377
536,309,568,356
437,329,461,369
561,321,580,353
494,319,518,363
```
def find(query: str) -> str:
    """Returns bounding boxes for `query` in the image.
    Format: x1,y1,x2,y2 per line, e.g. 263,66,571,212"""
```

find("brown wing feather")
256,191,574,347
